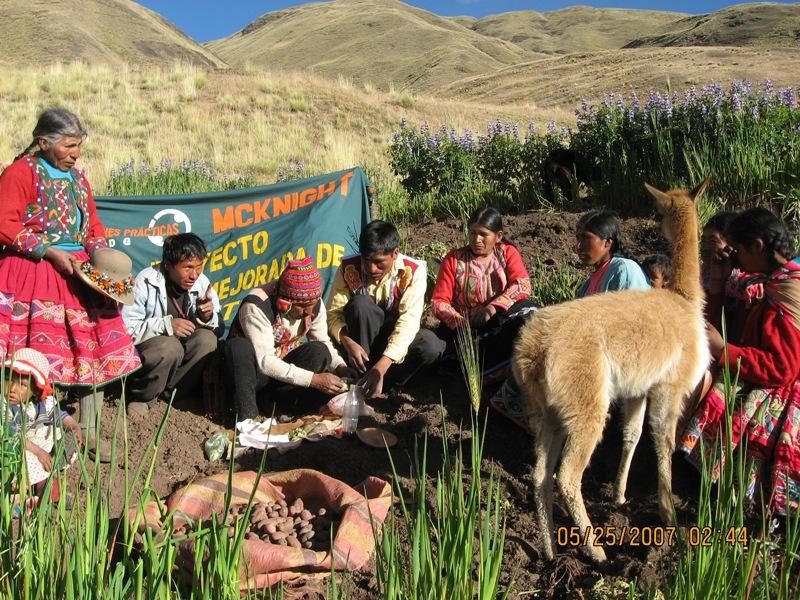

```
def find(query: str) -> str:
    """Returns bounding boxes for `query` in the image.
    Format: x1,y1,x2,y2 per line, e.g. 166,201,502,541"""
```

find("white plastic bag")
326,385,374,417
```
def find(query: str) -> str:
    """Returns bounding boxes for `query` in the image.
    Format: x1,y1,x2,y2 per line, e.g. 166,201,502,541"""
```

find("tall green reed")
667,316,800,599
374,409,512,599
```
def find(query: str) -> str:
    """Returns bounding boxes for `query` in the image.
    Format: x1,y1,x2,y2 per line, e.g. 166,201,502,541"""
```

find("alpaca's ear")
690,177,712,203
644,182,671,210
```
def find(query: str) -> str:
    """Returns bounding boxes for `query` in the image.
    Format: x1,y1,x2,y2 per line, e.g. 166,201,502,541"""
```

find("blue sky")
137,1,797,42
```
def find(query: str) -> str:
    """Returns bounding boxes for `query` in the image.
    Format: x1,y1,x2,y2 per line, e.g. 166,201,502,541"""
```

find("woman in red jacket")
679,207,800,515
0,108,141,462
431,207,536,383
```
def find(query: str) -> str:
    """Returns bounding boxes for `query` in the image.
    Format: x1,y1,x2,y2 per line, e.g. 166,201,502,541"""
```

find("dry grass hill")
206,0,536,92
626,2,800,48
464,6,685,54
4,0,800,109
0,63,565,191
437,46,800,107
0,0,225,68
207,0,800,102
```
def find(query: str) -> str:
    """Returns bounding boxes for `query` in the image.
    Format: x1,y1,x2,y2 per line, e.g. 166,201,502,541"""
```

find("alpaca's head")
644,178,710,243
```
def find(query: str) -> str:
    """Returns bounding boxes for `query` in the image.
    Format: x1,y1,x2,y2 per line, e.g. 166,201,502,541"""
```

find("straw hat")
73,248,136,305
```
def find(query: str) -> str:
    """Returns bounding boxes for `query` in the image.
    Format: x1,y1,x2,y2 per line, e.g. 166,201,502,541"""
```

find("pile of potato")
228,497,335,549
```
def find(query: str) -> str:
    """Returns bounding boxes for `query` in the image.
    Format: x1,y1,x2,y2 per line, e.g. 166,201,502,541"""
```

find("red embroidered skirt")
0,251,141,386
679,379,800,515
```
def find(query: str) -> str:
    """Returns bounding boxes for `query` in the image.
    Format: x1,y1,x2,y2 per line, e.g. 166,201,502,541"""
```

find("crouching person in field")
327,220,446,398
122,233,224,417
224,257,355,422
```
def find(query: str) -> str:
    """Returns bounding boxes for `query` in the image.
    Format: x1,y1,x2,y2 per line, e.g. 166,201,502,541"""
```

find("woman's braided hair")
14,107,87,161
726,207,796,263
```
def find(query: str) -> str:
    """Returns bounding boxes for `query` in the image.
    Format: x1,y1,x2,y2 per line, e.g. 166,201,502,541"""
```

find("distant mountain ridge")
208,0,800,94
462,6,686,54
3,0,799,108
624,3,800,48
0,0,225,68
206,0,535,92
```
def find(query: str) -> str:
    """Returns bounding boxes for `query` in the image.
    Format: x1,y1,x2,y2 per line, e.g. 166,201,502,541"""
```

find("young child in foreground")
1,348,82,503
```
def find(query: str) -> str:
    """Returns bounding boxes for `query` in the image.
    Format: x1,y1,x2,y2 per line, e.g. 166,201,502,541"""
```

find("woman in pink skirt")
0,108,141,462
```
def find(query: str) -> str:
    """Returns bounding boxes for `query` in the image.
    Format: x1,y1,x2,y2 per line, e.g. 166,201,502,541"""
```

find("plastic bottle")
342,385,360,434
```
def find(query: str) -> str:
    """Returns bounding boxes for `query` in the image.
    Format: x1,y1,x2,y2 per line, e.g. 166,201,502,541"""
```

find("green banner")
95,168,370,324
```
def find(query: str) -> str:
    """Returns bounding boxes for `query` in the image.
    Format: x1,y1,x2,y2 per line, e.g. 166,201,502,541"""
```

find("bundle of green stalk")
455,320,482,413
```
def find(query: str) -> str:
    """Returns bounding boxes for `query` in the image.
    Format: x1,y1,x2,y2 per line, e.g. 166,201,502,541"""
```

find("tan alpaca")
511,179,711,563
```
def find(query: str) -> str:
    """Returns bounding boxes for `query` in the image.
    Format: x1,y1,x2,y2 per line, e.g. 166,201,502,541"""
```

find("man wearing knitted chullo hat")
224,257,356,421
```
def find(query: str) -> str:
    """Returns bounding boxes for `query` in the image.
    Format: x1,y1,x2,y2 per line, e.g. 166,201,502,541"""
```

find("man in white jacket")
122,233,224,417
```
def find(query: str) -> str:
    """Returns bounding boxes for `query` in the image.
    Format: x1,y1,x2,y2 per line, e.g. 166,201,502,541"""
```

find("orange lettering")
273,195,292,217
212,207,234,233
299,187,317,208
317,180,336,201
235,204,253,227
339,171,356,196
254,198,271,223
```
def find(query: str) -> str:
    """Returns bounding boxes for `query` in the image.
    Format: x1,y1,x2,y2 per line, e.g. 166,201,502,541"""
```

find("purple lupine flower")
448,127,458,143
709,82,723,106
547,120,557,134
780,87,795,109
732,91,743,115
683,86,697,109
751,104,760,121
399,117,407,130
528,122,537,138
763,79,774,96
420,122,429,135
460,129,477,152
489,119,503,137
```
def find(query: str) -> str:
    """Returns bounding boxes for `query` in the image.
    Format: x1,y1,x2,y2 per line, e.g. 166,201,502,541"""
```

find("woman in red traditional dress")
431,207,536,384
679,208,800,515
0,108,141,462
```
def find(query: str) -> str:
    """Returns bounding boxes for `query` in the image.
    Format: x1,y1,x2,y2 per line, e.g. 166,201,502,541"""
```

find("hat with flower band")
73,248,136,305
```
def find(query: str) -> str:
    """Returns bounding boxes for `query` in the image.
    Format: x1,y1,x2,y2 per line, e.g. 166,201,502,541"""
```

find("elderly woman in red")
431,207,536,383
0,108,141,462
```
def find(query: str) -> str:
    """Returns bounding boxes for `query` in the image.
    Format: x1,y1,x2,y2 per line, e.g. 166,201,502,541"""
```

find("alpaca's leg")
532,410,563,561
614,396,647,504
648,386,683,523
557,422,607,563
